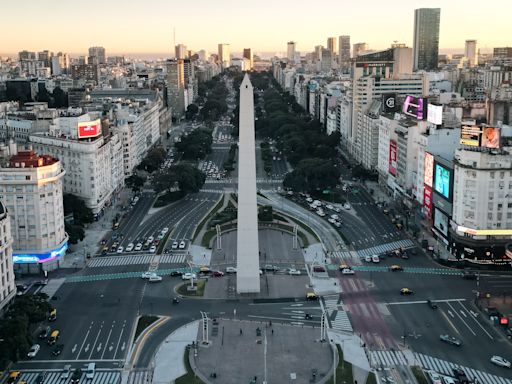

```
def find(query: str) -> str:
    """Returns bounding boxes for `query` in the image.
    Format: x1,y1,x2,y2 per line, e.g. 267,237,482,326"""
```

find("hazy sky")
1,0,510,56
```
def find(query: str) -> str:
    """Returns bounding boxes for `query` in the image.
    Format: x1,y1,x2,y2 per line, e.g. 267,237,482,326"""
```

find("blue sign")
434,164,450,199
13,242,68,264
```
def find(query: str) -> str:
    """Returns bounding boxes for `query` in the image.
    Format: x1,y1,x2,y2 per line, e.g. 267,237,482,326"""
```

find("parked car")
288,268,301,275
440,334,462,346
39,326,51,339
125,243,134,252
371,255,380,263
134,243,143,251
116,246,124,253
149,245,157,253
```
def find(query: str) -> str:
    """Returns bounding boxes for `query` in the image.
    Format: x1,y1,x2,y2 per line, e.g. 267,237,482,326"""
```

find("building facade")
413,8,441,71
0,201,15,312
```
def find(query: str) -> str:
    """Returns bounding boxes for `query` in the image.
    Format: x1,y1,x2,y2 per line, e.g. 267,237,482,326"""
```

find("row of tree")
137,147,167,173
175,129,213,160
0,293,52,368
152,164,206,195
63,193,94,244
198,77,229,122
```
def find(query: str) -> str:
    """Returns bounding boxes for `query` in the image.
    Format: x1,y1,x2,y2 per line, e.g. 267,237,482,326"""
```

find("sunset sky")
2,0,510,57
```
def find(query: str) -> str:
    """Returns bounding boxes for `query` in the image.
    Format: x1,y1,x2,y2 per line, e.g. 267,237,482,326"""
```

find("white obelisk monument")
236,74,260,293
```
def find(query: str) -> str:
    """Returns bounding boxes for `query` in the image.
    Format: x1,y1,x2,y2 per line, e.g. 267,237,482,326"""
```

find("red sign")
77,119,101,139
423,185,433,218
389,140,397,176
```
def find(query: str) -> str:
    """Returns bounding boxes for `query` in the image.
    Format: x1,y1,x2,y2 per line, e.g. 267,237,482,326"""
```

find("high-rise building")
218,43,231,68
243,48,253,70
338,35,351,62
465,40,478,67
18,50,36,61
287,41,296,63
493,47,512,59
70,64,100,82
166,59,185,119
0,151,67,272
0,201,15,311
314,45,323,61
327,37,337,56
88,46,106,65
175,44,187,59
353,43,369,58
413,8,441,71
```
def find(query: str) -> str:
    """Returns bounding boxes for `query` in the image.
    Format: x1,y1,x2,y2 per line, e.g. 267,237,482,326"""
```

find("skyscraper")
465,40,478,67
327,37,337,55
218,43,231,68
413,8,440,71
243,48,253,70
88,46,106,65
166,59,185,120
175,44,187,59
338,35,351,62
353,43,368,58
287,41,296,63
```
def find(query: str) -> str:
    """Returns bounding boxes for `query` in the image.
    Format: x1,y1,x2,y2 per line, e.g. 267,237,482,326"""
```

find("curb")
126,316,170,369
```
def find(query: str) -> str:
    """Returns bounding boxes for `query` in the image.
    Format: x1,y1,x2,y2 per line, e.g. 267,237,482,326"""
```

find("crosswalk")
356,239,415,258
88,254,187,268
203,178,284,184
127,369,150,384
369,350,512,384
331,250,358,260
17,370,120,384
323,295,353,333
415,352,512,384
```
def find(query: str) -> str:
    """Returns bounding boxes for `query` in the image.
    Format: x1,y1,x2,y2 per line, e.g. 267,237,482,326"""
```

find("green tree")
63,194,94,225
52,87,68,108
153,164,206,194
138,147,166,173
185,103,199,120
66,222,85,244
125,174,146,191
175,129,213,160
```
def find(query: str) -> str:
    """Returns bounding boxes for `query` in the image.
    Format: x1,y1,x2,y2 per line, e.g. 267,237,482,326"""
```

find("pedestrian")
269,321,272,327
240,328,243,335
271,329,274,335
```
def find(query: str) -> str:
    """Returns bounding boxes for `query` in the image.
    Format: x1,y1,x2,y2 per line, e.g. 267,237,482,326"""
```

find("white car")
371,255,380,263
147,236,154,243
179,241,186,249
117,246,124,253
341,268,355,275
316,210,326,217
182,273,197,280
125,243,134,252
364,255,372,262
162,227,169,233
328,218,336,224
27,344,40,358
427,370,442,384
330,214,339,220
157,233,165,240
334,221,342,228
134,243,143,251
149,275,162,282
490,355,511,368
226,267,237,273
171,241,179,249
343,203,351,210
288,268,301,275
141,271,156,279
149,245,157,253
326,204,334,210
306,197,313,203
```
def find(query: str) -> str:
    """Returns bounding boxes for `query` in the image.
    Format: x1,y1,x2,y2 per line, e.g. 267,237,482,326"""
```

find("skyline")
1,0,511,57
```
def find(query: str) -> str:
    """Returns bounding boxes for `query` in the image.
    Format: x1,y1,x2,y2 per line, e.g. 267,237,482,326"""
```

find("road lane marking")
101,321,115,359
114,320,127,358
447,310,455,318
457,301,494,340
446,302,476,336
77,321,94,358
88,320,105,360
439,309,461,335
386,298,466,306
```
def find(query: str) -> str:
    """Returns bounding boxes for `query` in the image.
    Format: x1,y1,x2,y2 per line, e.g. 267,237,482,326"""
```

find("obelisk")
236,74,260,293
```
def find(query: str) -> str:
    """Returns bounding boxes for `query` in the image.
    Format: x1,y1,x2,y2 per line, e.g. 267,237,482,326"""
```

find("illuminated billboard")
427,104,443,125
434,163,450,199
389,140,397,176
78,119,101,139
481,127,500,149
460,125,481,146
402,95,426,120
13,242,68,264
424,152,434,188
382,94,398,112
423,185,433,218
457,225,512,236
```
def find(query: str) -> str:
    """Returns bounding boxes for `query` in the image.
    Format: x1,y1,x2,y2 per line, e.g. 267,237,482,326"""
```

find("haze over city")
1,0,510,56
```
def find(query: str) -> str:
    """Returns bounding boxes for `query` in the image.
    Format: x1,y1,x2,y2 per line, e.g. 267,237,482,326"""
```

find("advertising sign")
402,95,426,120
423,185,433,218
13,242,68,264
427,103,443,125
424,152,434,188
460,125,482,146
481,127,500,149
389,140,397,176
434,163,450,200
77,119,101,139
383,93,398,112
434,208,449,236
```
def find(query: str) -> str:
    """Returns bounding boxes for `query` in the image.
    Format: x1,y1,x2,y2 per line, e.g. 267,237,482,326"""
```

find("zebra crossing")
331,250,358,260
17,370,120,384
127,369,151,384
203,178,284,184
323,295,353,332
88,254,186,268
415,352,512,384
356,239,415,258
369,350,512,384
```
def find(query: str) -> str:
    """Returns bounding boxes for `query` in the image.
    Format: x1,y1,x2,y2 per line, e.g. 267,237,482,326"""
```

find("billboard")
389,140,397,176
460,125,481,146
434,163,450,199
434,208,449,236
423,185,433,218
424,152,434,188
402,95,426,120
78,119,101,139
481,127,500,149
427,104,443,125
13,242,68,264
383,93,398,112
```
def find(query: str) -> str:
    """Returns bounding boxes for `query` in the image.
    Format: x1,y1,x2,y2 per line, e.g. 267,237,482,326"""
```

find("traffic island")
177,280,206,297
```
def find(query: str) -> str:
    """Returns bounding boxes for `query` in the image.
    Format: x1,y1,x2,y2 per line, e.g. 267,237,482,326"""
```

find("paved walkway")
152,321,200,384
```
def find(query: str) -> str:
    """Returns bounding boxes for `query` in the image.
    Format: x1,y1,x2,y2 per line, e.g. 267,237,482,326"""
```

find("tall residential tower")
413,8,441,71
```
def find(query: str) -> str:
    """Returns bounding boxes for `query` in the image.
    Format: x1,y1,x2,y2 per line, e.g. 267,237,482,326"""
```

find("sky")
1,0,511,57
